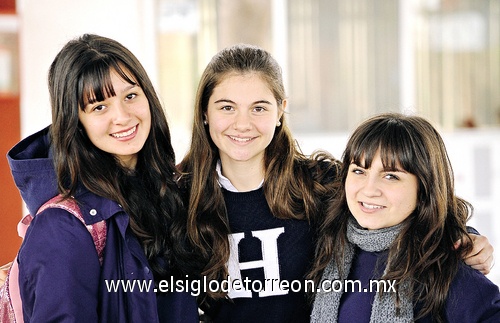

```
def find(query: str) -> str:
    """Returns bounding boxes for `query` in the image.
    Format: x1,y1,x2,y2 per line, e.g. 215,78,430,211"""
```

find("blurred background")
0,0,498,284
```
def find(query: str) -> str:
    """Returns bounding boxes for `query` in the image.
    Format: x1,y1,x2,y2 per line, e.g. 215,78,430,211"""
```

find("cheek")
78,117,109,147
208,120,223,136
138,102,152,120
208,127,218,144
208,124,225,149
143,109,152,130
344,180,358,206
78,118,95,138
344,176,356,197
396,191,418,219
266,117,279,130
210,118,234,139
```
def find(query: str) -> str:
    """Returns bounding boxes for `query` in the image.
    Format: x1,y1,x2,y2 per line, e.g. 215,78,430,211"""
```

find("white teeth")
112,126,136,138
229,136,253,142
362,202,383,209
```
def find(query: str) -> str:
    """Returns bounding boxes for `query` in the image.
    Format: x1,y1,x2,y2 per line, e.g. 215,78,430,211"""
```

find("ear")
279,99,287,120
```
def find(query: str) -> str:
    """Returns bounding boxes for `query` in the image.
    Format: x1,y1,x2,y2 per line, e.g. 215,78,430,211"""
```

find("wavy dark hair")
172,44,341,302
308,113,473,322
48,34,184,280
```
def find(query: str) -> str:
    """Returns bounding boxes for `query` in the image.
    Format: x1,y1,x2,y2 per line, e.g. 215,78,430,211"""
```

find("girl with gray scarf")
309,113,500,322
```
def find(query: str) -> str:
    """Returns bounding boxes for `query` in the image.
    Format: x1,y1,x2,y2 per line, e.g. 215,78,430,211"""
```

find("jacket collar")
74,189,124,225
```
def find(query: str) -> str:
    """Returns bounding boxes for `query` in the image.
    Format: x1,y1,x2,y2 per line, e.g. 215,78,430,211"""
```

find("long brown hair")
48,34,184,279
173,44,340,301
309,113,473,321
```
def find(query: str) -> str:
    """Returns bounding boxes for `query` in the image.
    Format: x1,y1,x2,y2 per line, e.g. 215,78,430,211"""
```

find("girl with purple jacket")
7,34,198,322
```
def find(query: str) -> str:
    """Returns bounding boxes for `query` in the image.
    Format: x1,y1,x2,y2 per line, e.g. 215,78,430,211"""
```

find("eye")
221,105,234,111
384,173,400,180
125,93,137,100
92,104,106,112
253,106,266,113
349,165,365,175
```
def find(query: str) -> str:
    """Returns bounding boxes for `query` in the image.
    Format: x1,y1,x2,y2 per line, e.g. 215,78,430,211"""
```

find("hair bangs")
349,118,417,173
78,59,136,109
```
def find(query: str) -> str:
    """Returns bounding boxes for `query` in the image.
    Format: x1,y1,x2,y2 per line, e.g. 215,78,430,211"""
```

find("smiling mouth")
360,202,384,209
228,135,255,142
111,125,137,138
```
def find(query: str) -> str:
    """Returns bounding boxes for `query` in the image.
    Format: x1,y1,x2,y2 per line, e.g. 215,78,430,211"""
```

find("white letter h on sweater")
227,227,287,298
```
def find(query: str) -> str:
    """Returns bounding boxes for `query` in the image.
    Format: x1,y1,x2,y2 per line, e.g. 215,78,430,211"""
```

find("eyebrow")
350,162,408,173
213,98,273,105
121,84,137,93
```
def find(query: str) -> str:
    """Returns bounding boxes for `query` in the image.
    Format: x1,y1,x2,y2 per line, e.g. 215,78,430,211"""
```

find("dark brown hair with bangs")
48,34,184,280
309,112,473,322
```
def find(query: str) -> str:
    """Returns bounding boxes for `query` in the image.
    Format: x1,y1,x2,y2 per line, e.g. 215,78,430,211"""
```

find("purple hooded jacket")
7,126,198,322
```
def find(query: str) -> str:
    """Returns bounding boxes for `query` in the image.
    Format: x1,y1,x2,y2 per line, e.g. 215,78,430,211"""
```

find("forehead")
352,147,406,172
212,72,273,98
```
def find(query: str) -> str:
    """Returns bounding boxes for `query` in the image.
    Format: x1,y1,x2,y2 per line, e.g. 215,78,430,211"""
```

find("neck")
347,216,404,252
117,154,137,170
219,156,265,192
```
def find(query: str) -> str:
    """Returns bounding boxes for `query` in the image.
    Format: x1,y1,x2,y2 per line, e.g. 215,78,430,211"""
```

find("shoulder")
18,206,102,283
27,205,90,237
443,263,500,322
450,262,499,296
19,192,113,263
21,206,98,253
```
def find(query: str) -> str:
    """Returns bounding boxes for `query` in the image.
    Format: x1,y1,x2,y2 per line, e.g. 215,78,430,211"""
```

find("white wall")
17,0,158,138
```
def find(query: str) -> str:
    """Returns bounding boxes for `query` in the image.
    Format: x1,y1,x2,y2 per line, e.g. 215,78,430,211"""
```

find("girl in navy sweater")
173,43,340,322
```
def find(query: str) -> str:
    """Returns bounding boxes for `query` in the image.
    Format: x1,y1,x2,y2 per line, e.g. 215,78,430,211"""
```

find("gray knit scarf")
311,217,413,323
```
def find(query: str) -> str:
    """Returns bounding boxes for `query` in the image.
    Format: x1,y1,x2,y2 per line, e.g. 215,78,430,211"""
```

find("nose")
112,102,132,125
361,176,382,197
233,111,251,131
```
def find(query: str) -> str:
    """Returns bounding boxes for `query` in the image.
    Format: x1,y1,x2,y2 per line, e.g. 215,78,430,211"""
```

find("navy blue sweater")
338,248,500,322
203,188,314,322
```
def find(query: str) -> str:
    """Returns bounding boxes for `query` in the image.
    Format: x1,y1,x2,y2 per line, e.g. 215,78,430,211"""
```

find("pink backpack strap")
1,195,107,323
0,260,18,322
37,195,107,264
0,214,32,323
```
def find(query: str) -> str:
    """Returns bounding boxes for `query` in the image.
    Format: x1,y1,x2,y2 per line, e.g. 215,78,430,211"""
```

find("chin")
355,219,382,230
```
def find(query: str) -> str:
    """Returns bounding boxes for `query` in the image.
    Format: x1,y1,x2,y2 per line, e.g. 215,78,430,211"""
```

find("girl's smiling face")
78,69,151,169
345,150,419,230
205,72,284,168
